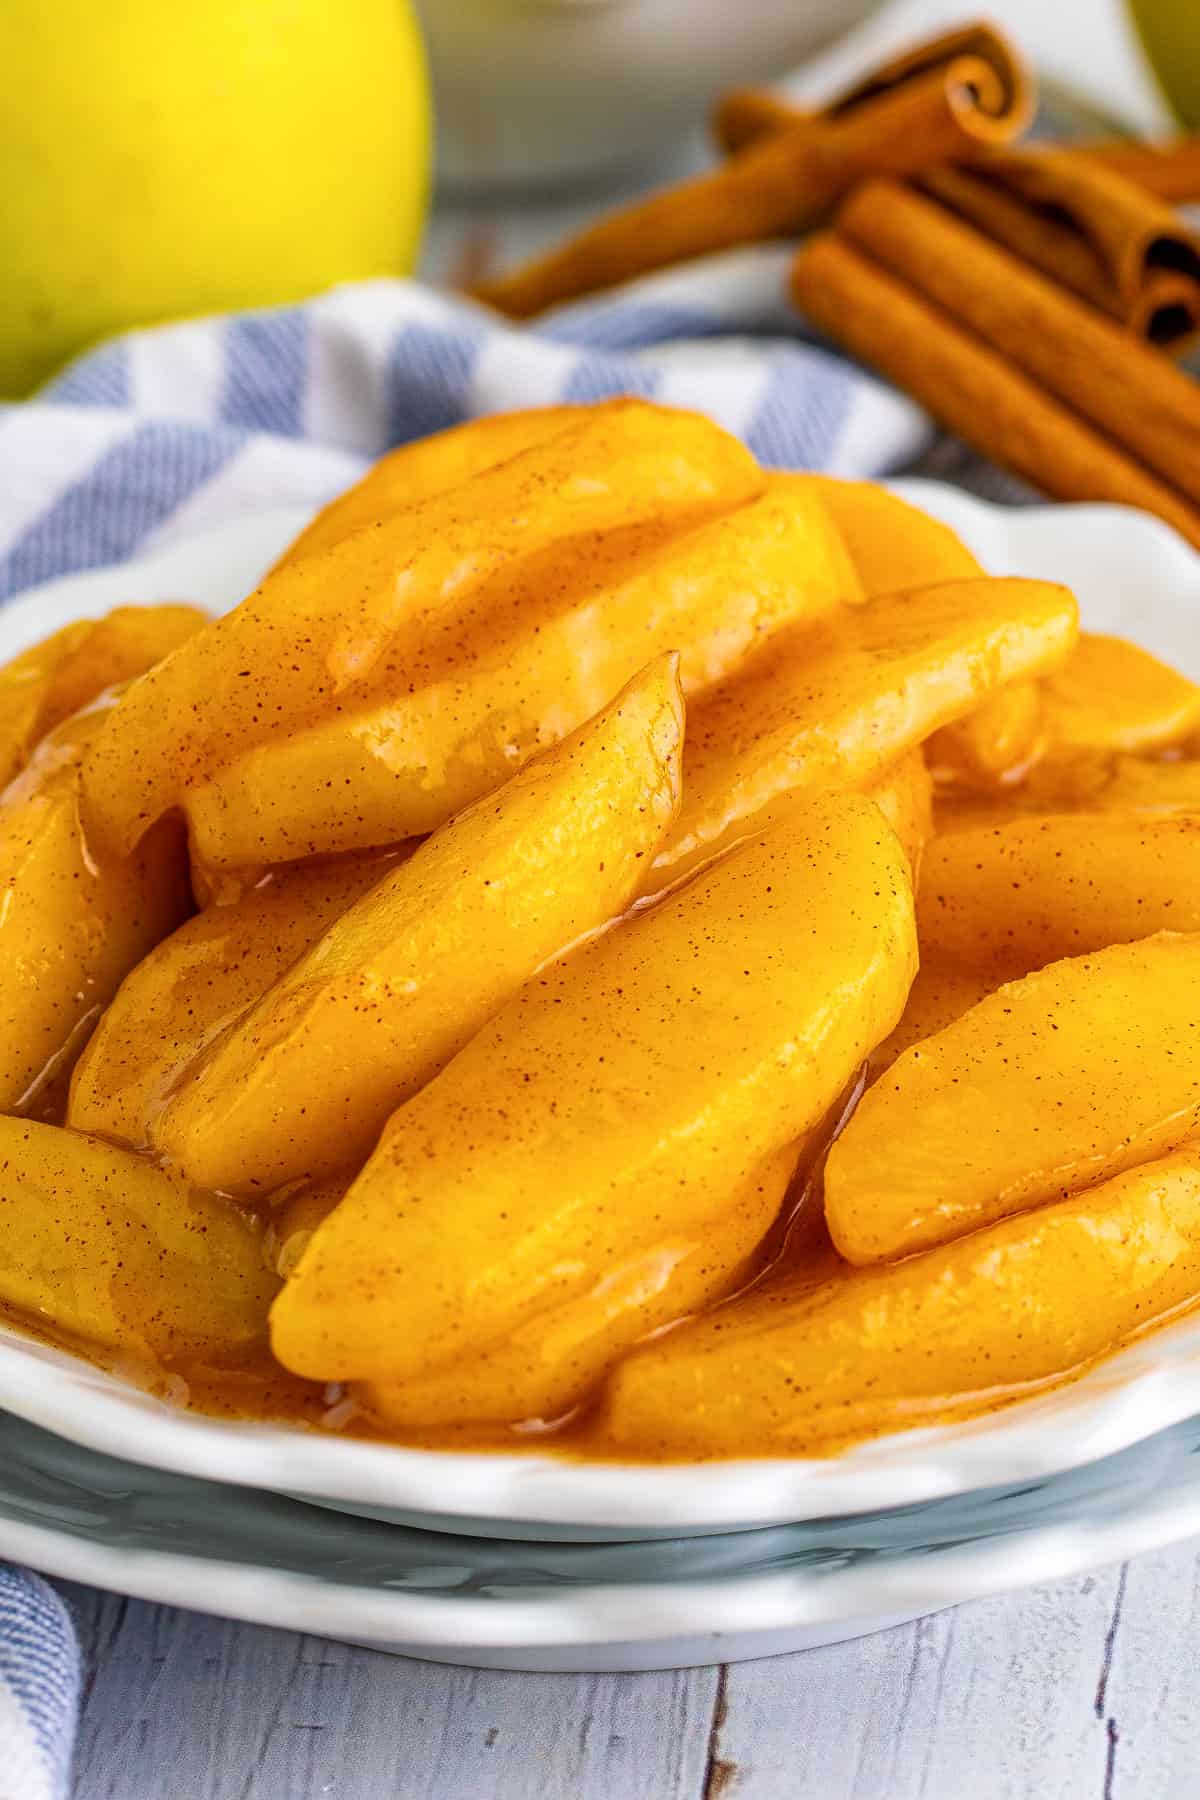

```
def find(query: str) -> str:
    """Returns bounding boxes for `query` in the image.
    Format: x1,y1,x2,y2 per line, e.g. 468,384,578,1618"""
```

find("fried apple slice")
870,954,1000,1075
920,814,1200,969
872,814,1200,1074
155,657,685,1196
799,480,1054,793
270,791,917,1383
864,751,933,876
801,477,981,592
182,477,854,868
0,1116,275,1359
0,604,208,789
1100,756,1200,814
933,747,1200,832
81,401,759,857
265,1177,351,1279
0,708,191,1110
603,1150,1200,1457
277,406,592,566
718,750,932,891
826,932,1200,1264
68,848,405,1148
0,622,94,790
35,604,209,729
650,575,1078,891
360,1141,802,1428
926,678,1048,788
1042,633,1200,754
931,630,1200,805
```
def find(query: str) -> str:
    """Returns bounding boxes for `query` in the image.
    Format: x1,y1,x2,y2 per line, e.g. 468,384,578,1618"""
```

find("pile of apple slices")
2,398,1200,1457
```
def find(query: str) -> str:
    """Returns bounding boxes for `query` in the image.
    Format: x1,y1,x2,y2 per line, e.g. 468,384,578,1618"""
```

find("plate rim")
3,1408,1200,1656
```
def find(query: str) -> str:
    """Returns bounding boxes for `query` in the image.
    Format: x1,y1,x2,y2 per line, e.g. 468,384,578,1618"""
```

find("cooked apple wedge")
797,480,1057,793
933,746,1200,832
276,405,592,566
266,1177,351,1279
650,575,1078,891
80,400,759,857
0,1116,275,1359
867,752,933,876
0,708,191,1110
755,750,932,884
603,1150,1200,1457
360,1141,803,1428
155,656,685,1195
68,848,405,1148
270,791,917,1383
696,752,932,915
926,677,1048,788
870,815,1200,1075
869,953,1004,1075
183,475,856,867
1,622,94,790
1042,633,1200,753
0,603,207,788
1099,756,1200,814
801,476,982,593
920,814,1200,970
826,932,1200,1264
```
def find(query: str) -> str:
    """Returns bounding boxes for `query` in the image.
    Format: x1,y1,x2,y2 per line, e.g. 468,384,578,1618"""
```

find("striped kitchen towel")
0,1567,78,1800
0,247,931,603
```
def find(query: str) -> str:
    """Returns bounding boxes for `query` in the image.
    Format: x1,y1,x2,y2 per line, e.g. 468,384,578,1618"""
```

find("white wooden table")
60,1539,1200,1798
60,132,1200,1796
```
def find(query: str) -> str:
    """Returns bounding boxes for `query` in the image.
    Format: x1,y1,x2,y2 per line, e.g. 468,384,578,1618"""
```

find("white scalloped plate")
3,1407,1200,1670
3,485,1200,1541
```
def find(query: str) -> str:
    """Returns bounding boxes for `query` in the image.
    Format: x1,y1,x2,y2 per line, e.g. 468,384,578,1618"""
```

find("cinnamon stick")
833,180,1200,505
716,22,1030,149
1131,274,1200,348
919,151,1200,349
472,24,1032,319
714,88,805,157
1082,138,1200,205
789,232,1200,551
714,88,1200,350
719,101,1200,212
713,24,1031,156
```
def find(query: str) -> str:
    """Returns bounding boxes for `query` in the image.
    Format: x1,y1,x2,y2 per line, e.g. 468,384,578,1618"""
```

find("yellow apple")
0,0,430,396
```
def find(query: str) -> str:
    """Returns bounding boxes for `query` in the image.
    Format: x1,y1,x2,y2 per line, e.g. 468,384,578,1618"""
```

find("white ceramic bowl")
2,485,1200,1541
413,0,884,190
3,1405,1200,1669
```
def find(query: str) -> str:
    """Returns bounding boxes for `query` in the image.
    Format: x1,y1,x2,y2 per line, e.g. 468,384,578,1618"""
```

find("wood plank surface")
59,1536,1200,1799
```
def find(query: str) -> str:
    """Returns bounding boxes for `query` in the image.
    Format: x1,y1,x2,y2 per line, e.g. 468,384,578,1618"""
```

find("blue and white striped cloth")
0,250,932,603
0,1568,79,1800
0,249,932,1797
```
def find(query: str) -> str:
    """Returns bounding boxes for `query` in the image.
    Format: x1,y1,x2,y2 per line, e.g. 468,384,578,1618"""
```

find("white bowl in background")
413,0,884,191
